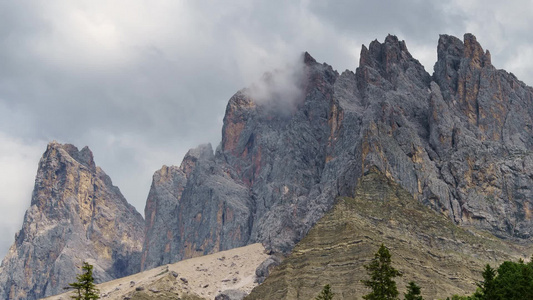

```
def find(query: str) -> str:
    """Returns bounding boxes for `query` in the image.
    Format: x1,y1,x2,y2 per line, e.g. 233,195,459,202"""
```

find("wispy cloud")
244,58,306,116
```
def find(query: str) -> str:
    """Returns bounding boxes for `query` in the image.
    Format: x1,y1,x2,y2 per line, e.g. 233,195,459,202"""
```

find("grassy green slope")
246,168,530,300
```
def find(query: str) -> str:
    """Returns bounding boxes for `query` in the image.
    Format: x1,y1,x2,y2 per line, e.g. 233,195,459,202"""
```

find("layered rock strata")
245,169,529,299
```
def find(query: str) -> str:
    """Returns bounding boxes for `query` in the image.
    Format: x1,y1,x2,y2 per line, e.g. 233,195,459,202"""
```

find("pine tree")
315,284,334,300
69,262,100,300
404,281,423,300
475,264,496,300
361,244,402,300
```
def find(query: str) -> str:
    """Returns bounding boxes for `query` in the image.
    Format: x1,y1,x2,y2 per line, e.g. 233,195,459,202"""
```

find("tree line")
445,257,533,300
315,244,533,300
68,244,532,300
315,244,421,300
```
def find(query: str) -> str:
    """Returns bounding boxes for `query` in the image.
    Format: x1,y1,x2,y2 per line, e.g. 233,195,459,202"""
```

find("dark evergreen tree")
69,262,100,300
445,257,533,300
362,244,402,300
493,260,533,300
404,281,423,300
315,284,334,300
474,264,496,300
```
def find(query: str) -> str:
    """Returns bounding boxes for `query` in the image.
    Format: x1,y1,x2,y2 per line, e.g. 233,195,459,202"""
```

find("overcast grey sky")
1,0,532,258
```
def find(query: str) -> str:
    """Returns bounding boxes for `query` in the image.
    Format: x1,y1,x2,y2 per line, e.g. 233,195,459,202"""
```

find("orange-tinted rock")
0,142,144,300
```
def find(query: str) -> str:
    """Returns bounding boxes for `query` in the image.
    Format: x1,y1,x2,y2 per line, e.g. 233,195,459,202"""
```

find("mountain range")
1,33,532,299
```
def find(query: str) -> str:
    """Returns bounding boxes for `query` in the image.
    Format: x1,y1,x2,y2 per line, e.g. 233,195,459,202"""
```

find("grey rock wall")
142,33,533,270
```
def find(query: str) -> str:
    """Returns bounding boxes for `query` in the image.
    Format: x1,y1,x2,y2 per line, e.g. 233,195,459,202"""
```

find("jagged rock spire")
0,142,145,300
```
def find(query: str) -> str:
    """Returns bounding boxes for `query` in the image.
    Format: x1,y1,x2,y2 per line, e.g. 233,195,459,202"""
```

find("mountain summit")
0,142,145,300
142,33,533,271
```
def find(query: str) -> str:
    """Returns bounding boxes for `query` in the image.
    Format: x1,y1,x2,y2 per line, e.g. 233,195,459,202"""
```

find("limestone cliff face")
0,142,144,300
142,33,533,270
141,53,340,269
141,165,187,270
141,144,252,270
430,34,533,236
141,143,252,270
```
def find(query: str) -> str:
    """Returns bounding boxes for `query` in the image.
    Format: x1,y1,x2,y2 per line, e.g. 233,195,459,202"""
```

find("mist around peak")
242,57,306,117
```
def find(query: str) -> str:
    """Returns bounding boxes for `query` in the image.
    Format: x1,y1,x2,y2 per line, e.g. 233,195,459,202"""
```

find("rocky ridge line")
141,33,533,272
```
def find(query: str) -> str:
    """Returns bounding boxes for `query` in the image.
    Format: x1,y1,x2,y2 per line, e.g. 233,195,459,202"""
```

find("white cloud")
244,59,306,114
505,45,533,83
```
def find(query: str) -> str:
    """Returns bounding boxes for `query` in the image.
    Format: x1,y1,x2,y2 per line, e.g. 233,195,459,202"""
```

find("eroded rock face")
245,169,528,300
141,143,252,270
143,33,533,271
429,34,533,236
0,142,145,300
141,164,187,270
141,54,340,269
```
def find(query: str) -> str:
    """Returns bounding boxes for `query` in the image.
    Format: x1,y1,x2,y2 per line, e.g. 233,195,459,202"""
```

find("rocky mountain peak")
0,142,145,300
436,34,464,60
221,91,257,155
141,47,342,269
434,33,494,103
359,34,413,72
46,141,96,171
432,33,533,145
357,35,428,93
180,143,214,176
303,51,317,65
436,33,492,74
463,33,492,68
